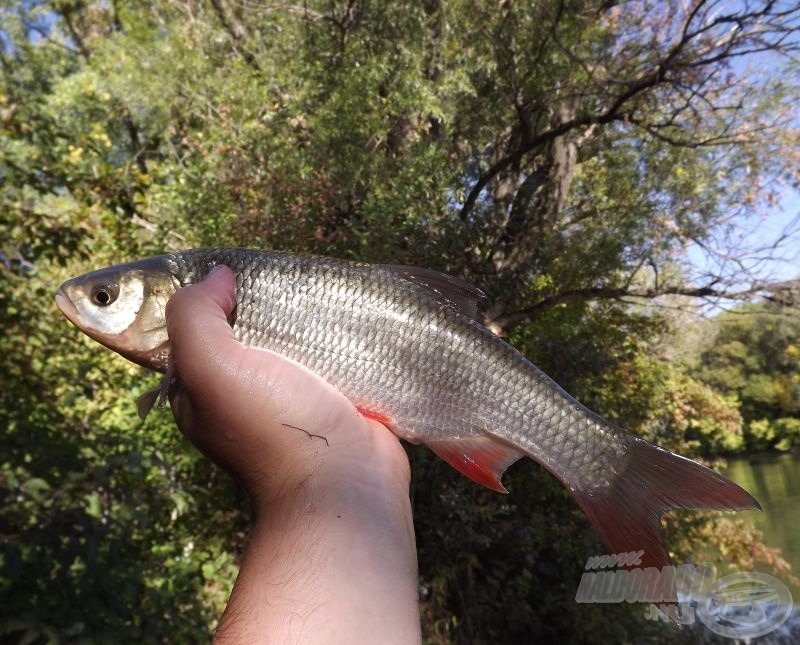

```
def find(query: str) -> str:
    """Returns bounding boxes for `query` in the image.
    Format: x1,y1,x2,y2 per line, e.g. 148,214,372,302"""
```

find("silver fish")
55,248,759,573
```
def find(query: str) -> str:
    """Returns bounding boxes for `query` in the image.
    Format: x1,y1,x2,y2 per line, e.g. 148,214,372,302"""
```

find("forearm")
163,271,420,642
214,467,421,644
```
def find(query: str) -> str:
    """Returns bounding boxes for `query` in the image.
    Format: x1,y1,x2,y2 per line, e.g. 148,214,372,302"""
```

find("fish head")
55,256,179,371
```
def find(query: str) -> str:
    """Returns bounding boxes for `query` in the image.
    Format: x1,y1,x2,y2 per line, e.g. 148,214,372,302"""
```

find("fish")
55,247,760,574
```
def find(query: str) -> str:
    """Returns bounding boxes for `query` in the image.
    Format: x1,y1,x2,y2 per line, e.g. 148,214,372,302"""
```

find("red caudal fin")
427,436,525,494
572,437,761,575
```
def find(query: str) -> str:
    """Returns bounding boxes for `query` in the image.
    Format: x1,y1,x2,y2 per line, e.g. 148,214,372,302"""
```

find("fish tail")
571,437,760,572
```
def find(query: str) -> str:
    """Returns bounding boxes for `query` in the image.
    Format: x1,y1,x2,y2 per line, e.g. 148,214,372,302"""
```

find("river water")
715,450,800,642
725,450,800,599
663,452,800,642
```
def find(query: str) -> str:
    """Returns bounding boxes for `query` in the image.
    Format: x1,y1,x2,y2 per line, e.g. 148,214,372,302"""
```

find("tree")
694,303,800,450
2,0,798,641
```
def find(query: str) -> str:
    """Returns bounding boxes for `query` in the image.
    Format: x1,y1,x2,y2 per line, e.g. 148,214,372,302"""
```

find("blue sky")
684,34,800,294
686,186,799,300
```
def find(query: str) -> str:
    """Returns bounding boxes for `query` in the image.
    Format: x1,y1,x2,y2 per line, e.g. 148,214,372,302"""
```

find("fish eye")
91,283,119,307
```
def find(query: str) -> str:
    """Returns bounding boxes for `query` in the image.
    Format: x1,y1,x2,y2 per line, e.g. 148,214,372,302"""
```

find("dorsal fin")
382,265,486,319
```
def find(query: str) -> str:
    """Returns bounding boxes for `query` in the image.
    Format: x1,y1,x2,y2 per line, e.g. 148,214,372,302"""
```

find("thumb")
166,264,239,387
165,265,240,436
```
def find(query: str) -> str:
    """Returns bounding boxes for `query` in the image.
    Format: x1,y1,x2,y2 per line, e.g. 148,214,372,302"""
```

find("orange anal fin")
356,406,394,428
426,436,525,494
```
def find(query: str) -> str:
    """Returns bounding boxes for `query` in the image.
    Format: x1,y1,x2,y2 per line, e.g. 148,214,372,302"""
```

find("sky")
684,31,800,296
757,189,800,282
685,186,799,309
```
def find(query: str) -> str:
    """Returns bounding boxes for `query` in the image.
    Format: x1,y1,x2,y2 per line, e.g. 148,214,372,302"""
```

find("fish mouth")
55,287,81,327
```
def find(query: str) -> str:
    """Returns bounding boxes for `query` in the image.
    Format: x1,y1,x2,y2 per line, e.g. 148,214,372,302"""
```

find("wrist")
216,423,421,644
246,414,412,519
217,485,420,644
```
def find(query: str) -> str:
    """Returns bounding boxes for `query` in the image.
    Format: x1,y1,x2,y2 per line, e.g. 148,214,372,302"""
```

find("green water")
725,450,800,599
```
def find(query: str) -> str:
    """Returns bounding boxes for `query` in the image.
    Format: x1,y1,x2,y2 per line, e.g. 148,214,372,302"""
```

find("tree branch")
486,280,799,333
457,0,800,222
209,0,262,70
457,58,675,221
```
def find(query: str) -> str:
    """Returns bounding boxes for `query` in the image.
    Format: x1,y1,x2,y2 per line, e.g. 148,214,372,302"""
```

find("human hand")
166,266,421,644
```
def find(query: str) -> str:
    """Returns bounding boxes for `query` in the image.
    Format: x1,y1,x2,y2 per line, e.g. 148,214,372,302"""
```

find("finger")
169,382,242,475
166,265,242,405
167,380,194,436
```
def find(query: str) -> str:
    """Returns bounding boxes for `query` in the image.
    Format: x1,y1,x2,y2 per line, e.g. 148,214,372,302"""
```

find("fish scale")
55,247,760,583
173,251,646,482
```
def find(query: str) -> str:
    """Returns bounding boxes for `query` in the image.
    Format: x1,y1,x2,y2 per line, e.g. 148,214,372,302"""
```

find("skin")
165,266,421,644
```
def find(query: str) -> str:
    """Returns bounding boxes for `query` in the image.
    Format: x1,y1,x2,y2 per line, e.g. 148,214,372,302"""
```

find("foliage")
1,0,798,642
0,218,247,641
693,304,800,452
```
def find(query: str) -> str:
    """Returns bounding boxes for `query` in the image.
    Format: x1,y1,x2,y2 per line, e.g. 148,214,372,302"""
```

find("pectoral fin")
136,386,161,420
136,371,175,420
